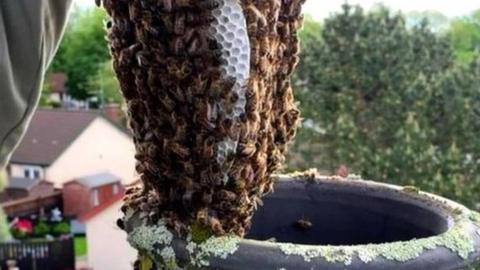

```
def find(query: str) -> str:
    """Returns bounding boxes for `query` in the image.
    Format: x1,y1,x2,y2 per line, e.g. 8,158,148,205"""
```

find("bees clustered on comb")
100,0,305,238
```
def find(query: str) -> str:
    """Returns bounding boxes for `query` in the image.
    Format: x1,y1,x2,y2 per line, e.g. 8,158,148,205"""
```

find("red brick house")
0,178,60,217
63,172,125,217
0,178,55,202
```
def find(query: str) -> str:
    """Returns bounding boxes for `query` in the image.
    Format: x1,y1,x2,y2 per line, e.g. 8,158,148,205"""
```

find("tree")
406,10,450,32
289,4,480,207
0,172,10,241
49,7,110,100
448,10,480,63
87,60,124,104
39,75,54,108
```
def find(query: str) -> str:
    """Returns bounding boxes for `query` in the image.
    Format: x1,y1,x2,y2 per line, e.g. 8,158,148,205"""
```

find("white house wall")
9,164,45,179
85,200,137,270
45,118,136,187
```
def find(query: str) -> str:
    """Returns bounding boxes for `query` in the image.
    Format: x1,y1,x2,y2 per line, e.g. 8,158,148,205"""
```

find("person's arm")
0,0,73,170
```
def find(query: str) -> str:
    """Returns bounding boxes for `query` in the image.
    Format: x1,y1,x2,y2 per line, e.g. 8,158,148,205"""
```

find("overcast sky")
75,0,479,20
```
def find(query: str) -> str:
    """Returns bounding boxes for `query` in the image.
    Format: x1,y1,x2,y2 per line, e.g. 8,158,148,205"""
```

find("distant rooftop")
11,109,101,166
7,177,43,190
73,172,121,189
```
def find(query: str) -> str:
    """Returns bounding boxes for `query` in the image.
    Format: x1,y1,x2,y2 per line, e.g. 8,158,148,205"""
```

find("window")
113,184,120,195
91,189,100,207
23,167,42,179
24,169,31,179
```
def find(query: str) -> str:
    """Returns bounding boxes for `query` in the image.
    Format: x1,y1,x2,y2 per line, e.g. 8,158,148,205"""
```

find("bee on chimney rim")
295,217,313,231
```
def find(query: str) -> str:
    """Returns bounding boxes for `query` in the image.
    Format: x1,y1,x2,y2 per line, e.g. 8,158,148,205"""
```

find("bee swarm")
101,0,305,237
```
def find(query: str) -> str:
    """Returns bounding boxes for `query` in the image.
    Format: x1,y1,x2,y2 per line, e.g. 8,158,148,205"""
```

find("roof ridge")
36,108,102,115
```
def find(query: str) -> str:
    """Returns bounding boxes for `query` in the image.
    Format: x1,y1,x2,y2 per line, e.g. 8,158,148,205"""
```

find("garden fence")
0,238,74,270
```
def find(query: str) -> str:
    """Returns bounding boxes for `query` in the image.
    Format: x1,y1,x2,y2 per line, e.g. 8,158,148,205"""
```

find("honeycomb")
210,0,250,165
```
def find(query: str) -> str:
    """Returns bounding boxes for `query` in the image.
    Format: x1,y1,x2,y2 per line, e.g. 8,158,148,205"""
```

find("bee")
217,189,237,202
161,0,173,12
402,186,420,194
173,12,186,35
125,186,137,195
169,142,190,159
158,93,175,112
219,118,234,136
183,26,196,43
201,191,213,205
174,0,195,8
201,136,216,159
245,4,267,28
209,216,225,236
196,0,219,11
289,0,307,17
146,144,160,158
172,117,187,141
270,0,282,17
135,160,146,174
295,218,313,231
187,35,209,56
334,165,349,178
252,196,264,210
235,226,246,238
180,161,195,175
169,37,185,55
177,62,193,80
239,142,256,157
196,208,209,224
241,164,255,185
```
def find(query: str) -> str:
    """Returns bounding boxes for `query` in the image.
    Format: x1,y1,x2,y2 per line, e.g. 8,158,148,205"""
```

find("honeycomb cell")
210,0,251,165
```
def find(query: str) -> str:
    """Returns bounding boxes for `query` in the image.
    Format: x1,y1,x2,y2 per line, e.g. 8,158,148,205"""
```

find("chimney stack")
103,103,122,124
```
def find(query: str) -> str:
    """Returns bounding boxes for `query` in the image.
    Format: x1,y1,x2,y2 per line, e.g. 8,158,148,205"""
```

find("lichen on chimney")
127,221,178,269
187,233,241,267
279,198,478,265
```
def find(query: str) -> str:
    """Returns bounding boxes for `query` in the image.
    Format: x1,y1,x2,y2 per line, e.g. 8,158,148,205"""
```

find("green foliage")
0,170,5,194
49,7,110,100
0,210,10,242
39,74,57,108
289,4,480,207
87,60,124,104
33,221,51,238
39,82,53,107
0,171,9,241
448,10,480,63
52,222,71,236
406,10,450,32
11,228,30,240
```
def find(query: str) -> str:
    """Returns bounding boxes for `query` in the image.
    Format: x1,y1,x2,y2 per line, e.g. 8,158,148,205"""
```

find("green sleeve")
0,0,73,169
